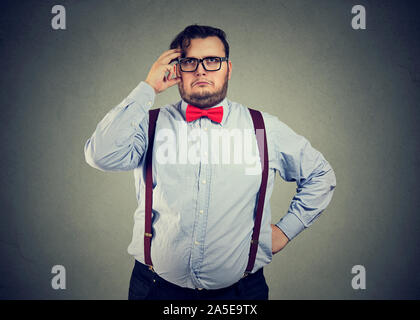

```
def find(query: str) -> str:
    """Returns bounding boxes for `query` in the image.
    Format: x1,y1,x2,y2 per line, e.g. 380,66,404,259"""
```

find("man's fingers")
146,49,182,94
164,64,173,78
160,51,182,65
166,76,182,88
158,48,181,60
165,66,179,82
162,65,181,87
156,49,180,61
164,67,172,82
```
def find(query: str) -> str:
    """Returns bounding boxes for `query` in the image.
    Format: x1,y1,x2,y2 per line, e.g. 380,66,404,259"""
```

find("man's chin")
191,88,213,96
179,82,228,108
187,90,214,101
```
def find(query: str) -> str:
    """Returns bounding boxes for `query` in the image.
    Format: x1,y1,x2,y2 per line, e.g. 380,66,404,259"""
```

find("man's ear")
228,60,232,80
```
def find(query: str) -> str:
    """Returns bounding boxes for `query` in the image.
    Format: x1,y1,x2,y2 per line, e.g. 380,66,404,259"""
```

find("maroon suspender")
144,108,160,270
244,108,269,276
144,108,269,277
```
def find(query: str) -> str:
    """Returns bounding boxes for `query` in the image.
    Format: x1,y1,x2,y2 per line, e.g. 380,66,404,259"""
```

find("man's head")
170,25,232,109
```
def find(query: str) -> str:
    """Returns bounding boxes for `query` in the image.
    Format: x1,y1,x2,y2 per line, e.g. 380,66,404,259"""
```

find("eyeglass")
177,56,228,72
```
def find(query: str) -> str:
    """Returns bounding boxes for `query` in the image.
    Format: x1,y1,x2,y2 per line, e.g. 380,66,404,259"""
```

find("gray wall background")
0,0,419,299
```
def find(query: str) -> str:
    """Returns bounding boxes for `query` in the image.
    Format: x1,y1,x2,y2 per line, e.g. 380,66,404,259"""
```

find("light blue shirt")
84,81,336,290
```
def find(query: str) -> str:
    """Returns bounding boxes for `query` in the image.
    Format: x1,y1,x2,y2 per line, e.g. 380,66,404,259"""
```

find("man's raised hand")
145,49,182,94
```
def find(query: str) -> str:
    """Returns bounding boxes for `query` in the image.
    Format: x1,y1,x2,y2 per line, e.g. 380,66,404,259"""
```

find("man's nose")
194,61,207,76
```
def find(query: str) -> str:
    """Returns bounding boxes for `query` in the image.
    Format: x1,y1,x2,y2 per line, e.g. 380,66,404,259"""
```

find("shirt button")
197,288,203,290
202,180,206,184
199,210,204,214
147,101,152,106
203,127,208,131
194,240,200,245
203,151,208,157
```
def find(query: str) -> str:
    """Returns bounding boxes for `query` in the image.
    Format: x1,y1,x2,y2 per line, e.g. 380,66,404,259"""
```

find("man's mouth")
194,80,211,86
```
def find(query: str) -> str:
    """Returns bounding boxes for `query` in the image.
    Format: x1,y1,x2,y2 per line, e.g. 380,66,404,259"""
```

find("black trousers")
128,260,269,300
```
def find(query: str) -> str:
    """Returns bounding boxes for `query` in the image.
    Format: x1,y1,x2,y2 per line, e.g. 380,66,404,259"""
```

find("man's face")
177,36,232,109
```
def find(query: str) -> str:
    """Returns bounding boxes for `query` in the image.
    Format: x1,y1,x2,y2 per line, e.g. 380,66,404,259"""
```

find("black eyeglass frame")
176,56,229,72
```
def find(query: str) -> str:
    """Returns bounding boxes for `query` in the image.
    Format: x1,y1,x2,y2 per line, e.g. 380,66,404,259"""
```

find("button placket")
190,118,210,276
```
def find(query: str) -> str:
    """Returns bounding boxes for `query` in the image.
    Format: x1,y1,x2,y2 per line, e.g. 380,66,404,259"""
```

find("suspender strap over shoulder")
144,107,269,277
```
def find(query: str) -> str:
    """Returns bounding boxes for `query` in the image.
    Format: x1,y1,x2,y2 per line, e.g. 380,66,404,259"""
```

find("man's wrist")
144,80,158,94
275,213,305,241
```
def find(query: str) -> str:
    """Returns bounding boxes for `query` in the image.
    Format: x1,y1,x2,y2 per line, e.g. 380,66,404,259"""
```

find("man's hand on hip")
271,224,289,254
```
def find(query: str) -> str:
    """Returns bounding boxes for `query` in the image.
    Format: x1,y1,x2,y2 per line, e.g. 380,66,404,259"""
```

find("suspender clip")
144,232,153,238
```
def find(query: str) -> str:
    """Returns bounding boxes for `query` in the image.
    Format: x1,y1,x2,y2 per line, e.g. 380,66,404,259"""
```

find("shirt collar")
180,97,230,127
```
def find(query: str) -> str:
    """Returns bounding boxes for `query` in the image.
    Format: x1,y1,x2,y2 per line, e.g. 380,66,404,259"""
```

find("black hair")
169,24,230,58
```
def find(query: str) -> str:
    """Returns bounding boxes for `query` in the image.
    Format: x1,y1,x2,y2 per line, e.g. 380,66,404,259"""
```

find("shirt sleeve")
84,81,156,171
262,111,337,241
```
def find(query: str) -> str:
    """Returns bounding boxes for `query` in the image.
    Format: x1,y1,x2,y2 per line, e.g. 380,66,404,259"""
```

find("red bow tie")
186,104,224,123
